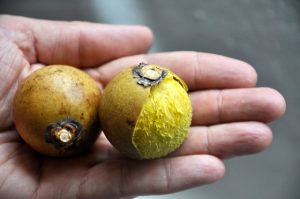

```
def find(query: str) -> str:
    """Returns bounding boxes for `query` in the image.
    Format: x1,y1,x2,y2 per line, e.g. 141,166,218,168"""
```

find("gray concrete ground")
1,0,299,198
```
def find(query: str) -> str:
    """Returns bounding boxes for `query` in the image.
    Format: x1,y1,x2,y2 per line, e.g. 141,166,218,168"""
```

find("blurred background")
1,0,299,198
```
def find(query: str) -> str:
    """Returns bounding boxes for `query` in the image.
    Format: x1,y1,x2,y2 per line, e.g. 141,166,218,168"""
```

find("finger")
0,15,153,66
191,87,286,125
85,133,122,162
171,122,272,159
87,51,257,90
77,155,224,198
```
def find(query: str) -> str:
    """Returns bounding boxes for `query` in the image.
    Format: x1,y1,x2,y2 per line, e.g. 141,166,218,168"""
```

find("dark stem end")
45,118,82,150
132,63,168,87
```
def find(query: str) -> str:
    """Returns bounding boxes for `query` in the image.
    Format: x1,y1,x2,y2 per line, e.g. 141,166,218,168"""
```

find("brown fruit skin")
13,65,101,157
99,67,150,159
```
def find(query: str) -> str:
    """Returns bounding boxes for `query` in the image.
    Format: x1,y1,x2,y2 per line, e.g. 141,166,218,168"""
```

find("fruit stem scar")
132,63,168,87
45,118,82,149
57,129,73,143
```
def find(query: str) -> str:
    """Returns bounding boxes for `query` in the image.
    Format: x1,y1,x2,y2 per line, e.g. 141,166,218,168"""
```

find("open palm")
0,15,285,199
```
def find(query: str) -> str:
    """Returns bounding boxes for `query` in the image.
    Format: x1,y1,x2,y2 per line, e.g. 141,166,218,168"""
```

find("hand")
0,15,285,199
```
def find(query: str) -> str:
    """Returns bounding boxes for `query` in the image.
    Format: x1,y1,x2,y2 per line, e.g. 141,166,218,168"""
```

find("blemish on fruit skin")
58,105,70,115
126,119,135,127
85,98,92,106
75,81,85,87
80,113,84,120
172,76,185,90
22,84,34,96
54,69,64,73
33,74,44,81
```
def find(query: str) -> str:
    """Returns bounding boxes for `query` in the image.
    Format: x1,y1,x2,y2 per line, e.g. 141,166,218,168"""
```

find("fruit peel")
132,73,192,159
99,63,192,159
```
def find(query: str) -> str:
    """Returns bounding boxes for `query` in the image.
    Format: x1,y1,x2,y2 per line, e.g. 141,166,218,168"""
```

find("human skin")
0,15,285,199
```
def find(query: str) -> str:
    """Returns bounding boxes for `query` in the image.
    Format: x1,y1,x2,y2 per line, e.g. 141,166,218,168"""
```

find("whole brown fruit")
13,65,101,157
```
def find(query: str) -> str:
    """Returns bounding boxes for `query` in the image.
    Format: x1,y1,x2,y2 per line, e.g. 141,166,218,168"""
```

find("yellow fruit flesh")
132,74,192,159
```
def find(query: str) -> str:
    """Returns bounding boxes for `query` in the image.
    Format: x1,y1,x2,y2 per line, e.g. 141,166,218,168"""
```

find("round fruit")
13,65,101,157
99,63,192,159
